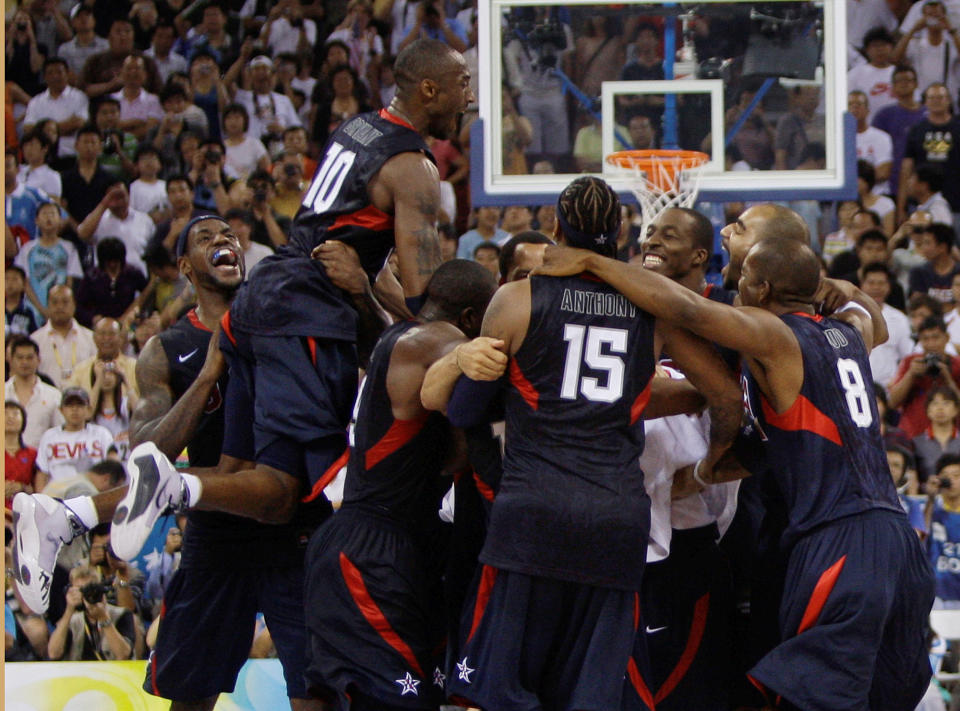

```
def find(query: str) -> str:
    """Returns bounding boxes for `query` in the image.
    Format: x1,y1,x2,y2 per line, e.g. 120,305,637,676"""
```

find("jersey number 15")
560,324,627,403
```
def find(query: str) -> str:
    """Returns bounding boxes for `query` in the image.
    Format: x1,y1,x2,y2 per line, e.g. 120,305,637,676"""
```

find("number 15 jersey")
745,313,902,549
480,274,657,591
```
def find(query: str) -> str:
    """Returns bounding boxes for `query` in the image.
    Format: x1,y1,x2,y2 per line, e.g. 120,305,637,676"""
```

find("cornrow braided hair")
557,176,621,257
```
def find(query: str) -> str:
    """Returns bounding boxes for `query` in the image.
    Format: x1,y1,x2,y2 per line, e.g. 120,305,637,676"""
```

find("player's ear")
178,255,192,281
691,248,708,268
419,77,439,101
458,306,479,337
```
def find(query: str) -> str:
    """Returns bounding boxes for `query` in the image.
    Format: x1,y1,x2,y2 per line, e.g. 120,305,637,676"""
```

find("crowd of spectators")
2,0,960,685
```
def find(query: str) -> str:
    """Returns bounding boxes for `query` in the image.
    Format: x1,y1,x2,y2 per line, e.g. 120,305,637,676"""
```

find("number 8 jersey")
480,274,657,592
745,313,903,549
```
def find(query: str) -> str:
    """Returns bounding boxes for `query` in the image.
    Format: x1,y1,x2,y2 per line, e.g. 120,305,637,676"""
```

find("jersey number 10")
560,324,627,403
303,142,357,214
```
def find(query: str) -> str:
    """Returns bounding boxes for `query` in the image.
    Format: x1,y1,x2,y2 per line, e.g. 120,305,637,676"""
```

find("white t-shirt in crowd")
243,241,274,276
904,33,960,111
17,164,62,199
871,303,914,390
847,64,897,122
224,135,269,179
23,86,89,157
36,423,114,483
130,178,169,216
92,208,156,276
856,125,893,169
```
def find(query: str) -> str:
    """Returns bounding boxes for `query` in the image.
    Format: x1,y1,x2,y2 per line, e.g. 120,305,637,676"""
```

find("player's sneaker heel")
111,442,182,560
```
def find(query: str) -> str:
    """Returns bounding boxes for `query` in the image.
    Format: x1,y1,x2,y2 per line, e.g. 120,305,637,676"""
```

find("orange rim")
605,149,709,171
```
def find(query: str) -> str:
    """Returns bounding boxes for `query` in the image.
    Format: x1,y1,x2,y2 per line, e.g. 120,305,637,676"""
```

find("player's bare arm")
816,277,886,351
420,336,508,413
377,151,443,298
479,279,531,355
388,321,467,420
129,332,223,459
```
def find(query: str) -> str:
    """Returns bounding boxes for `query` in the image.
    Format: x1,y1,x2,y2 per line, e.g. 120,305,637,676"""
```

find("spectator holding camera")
187,138,232,215
92,97,138,181
928,453,960,608
268,151,306,219
66,318,139,400
398,0,468,52
226,51,302,157
890,316,960,436
239,169,289,248
260,0,318,57
87,525,143,614
47,563,134,660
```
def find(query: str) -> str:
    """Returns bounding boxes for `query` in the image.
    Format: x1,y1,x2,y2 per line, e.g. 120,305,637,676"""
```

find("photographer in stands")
47,564,134,660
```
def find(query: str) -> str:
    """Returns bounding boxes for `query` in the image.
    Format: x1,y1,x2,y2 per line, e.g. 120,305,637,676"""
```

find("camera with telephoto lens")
924,352,944,376
204,149,221,164
80,581,111,605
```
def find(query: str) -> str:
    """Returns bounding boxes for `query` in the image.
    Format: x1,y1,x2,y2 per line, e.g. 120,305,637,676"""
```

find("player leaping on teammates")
537,234,935,711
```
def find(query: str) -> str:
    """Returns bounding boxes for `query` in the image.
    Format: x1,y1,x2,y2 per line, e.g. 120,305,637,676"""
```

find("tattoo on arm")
414,225,442,276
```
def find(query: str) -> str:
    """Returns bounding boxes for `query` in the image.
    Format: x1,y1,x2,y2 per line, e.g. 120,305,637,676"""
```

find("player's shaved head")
748,204,810,245
394,39,460,95
423,258,499,323
745,237,821,304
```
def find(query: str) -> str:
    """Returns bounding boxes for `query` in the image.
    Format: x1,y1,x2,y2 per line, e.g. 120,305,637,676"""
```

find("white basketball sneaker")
12,493,80,614
111,442,184,561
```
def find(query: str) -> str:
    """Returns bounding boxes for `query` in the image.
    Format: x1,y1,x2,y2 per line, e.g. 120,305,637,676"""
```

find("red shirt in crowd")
5,446,37,509
891,353,960,437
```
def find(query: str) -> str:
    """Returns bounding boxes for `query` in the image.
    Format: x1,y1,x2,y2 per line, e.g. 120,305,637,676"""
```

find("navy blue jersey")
746,313,902,547
343,321,450,540
929,499,960,603
228,110,434,341
155,309,302,569
480,275,657,590
156,309,225,467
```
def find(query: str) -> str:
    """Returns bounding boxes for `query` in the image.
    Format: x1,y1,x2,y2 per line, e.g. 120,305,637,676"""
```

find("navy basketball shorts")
220,317,356,486
749,510,935,711
144,564,309,701
303,507,447,710
447,566,641,711
625,524,732,711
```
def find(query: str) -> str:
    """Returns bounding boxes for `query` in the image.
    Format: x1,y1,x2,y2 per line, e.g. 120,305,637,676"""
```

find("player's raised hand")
815,277,856,315
456,337,508,381
533,245,596,278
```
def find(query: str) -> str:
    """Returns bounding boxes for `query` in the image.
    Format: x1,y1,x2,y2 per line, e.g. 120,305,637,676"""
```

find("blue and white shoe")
12,493,77,614
111,442,183,561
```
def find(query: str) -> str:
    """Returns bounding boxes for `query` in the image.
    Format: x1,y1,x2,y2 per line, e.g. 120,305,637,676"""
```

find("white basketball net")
605,152,708,240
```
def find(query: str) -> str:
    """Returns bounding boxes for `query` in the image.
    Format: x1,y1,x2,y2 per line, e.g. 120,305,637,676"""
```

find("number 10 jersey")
480,274,657,591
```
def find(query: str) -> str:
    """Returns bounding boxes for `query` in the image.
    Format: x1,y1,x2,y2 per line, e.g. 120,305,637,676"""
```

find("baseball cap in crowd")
61,387,90,406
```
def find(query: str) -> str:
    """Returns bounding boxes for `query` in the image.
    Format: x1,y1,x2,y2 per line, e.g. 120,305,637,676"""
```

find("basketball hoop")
605,149,709,238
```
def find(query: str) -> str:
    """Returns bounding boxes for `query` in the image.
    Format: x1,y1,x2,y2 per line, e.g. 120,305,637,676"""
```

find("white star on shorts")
595,235,606,244
457,657,475,683
395,672,420,696
433,667,446,688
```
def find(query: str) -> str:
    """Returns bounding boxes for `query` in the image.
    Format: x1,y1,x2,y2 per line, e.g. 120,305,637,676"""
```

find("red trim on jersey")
220,310,236,345
187,308,211,332
307,336,318,367
339,552,425,677
797,554,847,634
791,311,823,322
747,674,771,704
627,657,656,710
654,593,710,704
509,359,539,411
329,204,393,233
701,284,714,298
633,592,640,631
467,565,498,644
577,272,604,283
302,447,350,503
473,471,496,502
364,413,429,470
760,393,842,447
630,374,654,424
379,108,417,131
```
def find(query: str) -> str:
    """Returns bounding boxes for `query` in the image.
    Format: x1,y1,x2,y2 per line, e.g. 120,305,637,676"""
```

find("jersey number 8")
837,358,873,428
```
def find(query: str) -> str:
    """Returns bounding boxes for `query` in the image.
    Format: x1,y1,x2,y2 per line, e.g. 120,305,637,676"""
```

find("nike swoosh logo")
645,625,667,634
178,349,199,363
